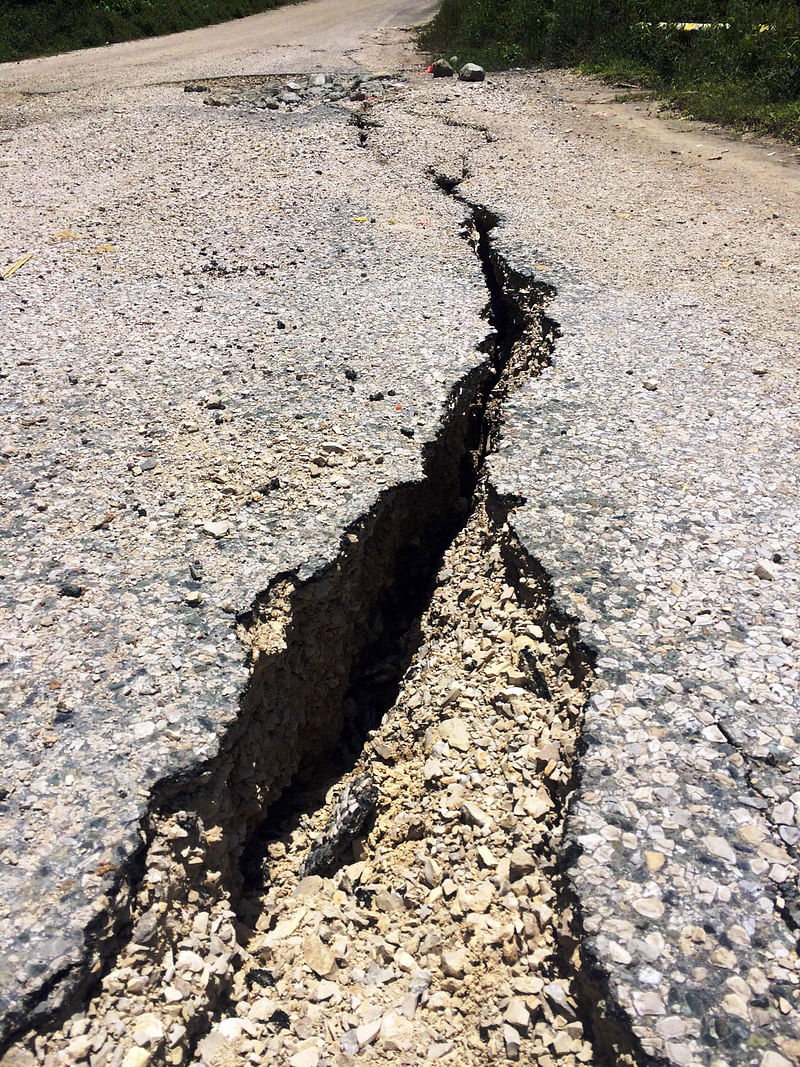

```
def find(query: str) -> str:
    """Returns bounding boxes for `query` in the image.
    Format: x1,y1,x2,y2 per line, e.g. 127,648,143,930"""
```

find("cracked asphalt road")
1,1,799,1064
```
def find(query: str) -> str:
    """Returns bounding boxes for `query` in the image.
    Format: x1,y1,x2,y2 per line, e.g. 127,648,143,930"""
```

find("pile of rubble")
196,73,407,112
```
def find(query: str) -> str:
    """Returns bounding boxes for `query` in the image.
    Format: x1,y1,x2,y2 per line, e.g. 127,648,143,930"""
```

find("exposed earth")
0,2,798,1066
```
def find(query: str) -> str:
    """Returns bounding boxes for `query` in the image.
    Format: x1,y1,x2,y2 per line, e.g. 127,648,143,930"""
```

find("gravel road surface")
1,3,798,1065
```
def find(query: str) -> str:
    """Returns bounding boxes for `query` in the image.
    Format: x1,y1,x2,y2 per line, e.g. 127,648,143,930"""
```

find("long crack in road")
1,5,799,1067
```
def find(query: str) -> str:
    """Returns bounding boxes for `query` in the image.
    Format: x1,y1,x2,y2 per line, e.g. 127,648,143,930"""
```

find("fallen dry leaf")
2,252,34,279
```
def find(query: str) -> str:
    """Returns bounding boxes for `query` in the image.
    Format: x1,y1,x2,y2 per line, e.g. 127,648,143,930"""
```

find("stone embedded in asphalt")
644,849,665,872
632,896,665,919
702,833,737,864
202,520,229,539
755,559,778,580
458,63,486,83
760,1053,794,1067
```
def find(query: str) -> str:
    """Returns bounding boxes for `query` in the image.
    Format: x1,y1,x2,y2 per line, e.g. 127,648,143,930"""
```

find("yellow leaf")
55,231,77,240
353,216,367,223
95,244,116,253
722,258,734,268
1,252,34,279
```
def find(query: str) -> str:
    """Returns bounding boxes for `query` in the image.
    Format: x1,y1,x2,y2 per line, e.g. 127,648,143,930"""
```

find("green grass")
613,90,656,102
668,81,800,140
420,0,800,144
0,0,299,64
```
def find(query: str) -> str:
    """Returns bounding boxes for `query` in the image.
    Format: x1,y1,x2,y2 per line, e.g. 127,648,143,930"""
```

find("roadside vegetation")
0,0,298,63
420,0,800,142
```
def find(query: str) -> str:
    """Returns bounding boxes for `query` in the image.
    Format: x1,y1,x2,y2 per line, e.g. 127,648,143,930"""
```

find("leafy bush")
0,0,298,62
420,0,800,140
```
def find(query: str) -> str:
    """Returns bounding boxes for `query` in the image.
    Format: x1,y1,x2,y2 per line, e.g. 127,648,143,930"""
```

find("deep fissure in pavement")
234,204,556,902
4,206,639,1065
0,207,529,1054
437,186,648,1067
175,205,562,1060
